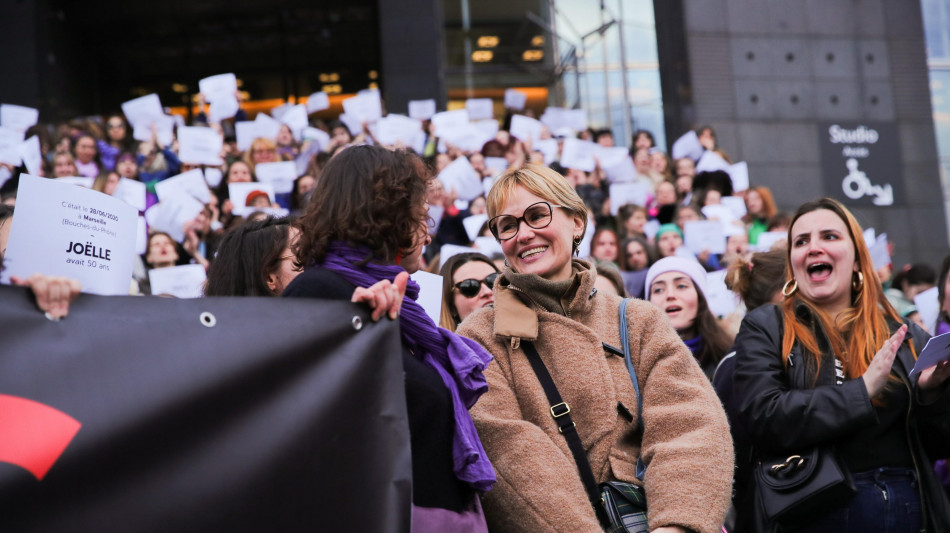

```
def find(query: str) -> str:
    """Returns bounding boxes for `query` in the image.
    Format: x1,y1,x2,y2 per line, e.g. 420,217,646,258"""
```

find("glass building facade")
923,0,950,234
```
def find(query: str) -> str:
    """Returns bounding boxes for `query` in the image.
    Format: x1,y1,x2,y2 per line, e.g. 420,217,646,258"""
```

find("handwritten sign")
1,175,137,295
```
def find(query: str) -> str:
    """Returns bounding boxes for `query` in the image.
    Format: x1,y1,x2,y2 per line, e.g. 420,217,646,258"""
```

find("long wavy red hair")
781,198,909,380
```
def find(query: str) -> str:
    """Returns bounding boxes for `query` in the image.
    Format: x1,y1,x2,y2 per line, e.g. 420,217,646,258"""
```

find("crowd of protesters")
5,85,950,533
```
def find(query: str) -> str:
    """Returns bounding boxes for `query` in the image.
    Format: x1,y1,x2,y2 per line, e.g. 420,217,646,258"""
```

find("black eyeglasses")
488,201,563,241
107,123,125,129
454,273,498,298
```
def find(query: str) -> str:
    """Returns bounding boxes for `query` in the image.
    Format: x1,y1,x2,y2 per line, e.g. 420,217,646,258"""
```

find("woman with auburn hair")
458,163,732,533
734,197,950,532
284,145,494,531
742,186,777,245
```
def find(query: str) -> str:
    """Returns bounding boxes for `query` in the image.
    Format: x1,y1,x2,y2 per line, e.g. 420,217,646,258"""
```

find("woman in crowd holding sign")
733,197,950,532
458,164,732,533
283,145,495,531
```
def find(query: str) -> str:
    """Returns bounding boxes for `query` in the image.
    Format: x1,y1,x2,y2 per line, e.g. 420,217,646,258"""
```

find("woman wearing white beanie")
646,257,733,379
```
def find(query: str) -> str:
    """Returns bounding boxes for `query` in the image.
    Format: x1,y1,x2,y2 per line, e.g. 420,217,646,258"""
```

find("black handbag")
754,446,855,529
522,298,648,533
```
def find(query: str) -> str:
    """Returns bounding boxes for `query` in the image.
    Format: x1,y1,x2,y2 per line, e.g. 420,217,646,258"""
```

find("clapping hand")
863,325,907,398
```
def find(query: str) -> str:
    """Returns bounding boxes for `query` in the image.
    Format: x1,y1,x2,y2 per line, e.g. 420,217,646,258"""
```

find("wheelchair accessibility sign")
820,122,903,207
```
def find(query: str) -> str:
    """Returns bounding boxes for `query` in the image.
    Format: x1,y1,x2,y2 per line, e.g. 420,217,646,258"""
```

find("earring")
573,235,582,246
782,279,798,297
852,271,864,291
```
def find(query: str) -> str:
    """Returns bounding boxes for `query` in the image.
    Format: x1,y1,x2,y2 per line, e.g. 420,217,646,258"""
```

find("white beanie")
645,256,708,297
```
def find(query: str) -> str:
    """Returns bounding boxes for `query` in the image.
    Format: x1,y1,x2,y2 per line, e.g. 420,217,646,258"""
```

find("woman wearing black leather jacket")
733,198,950,532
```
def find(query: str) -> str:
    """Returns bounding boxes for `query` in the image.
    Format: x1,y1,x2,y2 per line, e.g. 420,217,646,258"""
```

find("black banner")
0,286,411,532
819,121,903,207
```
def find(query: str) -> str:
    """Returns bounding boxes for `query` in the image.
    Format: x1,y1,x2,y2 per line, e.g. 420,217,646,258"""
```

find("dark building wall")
378,0,446,113
682,0,946,267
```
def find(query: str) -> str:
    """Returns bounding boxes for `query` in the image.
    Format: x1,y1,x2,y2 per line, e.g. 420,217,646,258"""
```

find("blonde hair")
243,137,281,170
486,164,590,239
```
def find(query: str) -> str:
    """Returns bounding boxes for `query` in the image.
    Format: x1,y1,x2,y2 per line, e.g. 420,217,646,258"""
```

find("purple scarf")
322,242,496,492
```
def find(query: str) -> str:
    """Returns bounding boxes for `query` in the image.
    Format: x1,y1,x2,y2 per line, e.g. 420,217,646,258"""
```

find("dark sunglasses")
107,123,125,129
454,272,498,298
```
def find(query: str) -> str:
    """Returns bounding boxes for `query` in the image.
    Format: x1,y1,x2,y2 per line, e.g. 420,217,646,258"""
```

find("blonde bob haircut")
487,164,590,248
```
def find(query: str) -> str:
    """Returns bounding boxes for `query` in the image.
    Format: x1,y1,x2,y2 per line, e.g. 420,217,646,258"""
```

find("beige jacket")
458,261,733,533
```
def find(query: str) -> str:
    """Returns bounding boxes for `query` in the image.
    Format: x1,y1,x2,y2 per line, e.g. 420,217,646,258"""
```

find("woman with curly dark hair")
283,145,495,531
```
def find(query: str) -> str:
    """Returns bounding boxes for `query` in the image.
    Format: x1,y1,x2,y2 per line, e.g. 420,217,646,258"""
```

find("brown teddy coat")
458,260,733,533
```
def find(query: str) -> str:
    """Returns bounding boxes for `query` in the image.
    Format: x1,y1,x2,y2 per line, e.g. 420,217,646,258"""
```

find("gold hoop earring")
782,279,798,297
852,271,864,291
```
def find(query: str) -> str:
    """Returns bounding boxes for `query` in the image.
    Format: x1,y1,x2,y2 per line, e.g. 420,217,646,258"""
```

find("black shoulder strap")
521,339,611,528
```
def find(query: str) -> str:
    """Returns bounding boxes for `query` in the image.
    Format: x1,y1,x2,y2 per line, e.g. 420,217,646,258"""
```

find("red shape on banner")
0,394,81,481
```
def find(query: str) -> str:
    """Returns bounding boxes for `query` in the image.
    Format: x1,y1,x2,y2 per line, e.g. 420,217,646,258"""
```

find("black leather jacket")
733,303,950,532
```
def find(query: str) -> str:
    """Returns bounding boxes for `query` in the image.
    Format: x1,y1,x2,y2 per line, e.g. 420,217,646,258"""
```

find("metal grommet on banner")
199,312,217,328
352,316,363,331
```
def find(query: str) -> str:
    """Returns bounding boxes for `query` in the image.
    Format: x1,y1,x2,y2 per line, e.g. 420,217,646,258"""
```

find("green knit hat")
655,223,683,239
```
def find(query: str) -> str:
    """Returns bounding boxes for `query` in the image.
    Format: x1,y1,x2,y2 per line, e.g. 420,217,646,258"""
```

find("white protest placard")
504,89,527,110
696,150,731,173
609,183,650,214
484,157,509,176
671,130,704,161
136,216,147,255
270,103,294,121
644,219,661,240
465,98,494,120
203,168,223,188
593,145,629,170
439,244,476,268
208,98,241,124
720,196,747,219
17,135,42,175
376,114,423,147
145,195,206,243
559,138,597,172
509,115,544,144
177,126,223,166
910,331,950,375
0,126,24,166
55,176,94,188
576,214,596,258
726,161,750,192
342,90,383,124
335,113,360,136
409,270,443,324
302,127,331,151
431,109,469,136
229,182,276,209
863,227,876,247
463,214,489,242
869,233,890,271
541,107,588,132
112,177,146,212
684,220,726,254
235,119,279,152
754,231,786,252
440,122,494,153
915,287,940,336
533,139,559,165
438,156,484,201
1,174,137,296
1,104,39,134
155,169,211,204
254,112,283,135
199,73,238,102
148,264,207,299
306,91,330,113
427,204,444,235
701,204,738,226
408,99,437,120
121,94,164,128
279,104,309,140
706,269,740,317
602,156,637,184
255,161,297,194
131,114,175,147
473,236,503,257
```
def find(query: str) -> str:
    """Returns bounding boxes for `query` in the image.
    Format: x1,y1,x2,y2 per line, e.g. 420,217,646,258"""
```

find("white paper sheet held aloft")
342,90,383,124
504,89,527,111
145,195,206,243
559,138,597,172
303,127,331,151
279,104,309,140
438,156,484,201
427,204,444,235
915,287,940,336
112,178,147,212
671,130,704,161
17,135,42,175
199,73,238,102
122,94,164,128
431,109,470,137
705,269,740,318
178,126,224,166
306,91,330,113
148,264,207,299
409,270,443,324
533,139,559,165
55,176,94,188
473,236,503,257
254,161,297,194
609,183,650,215
235,117,281,152
910,331,950,376
684,220,726,255
0,104,39,134
155,169,212,204
408,99,437,120
726,161,750,192
754,231,786,252
376,114,423,148
509,115,544,144
465,98,494,121
540,107,587,133
463,214,489,242
1,174,137,295
602,156,637,184
593,146,629,170
203,168,223,188
439,244,476,268
132,114,175,147
0,126,24,166
869,233,890,271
